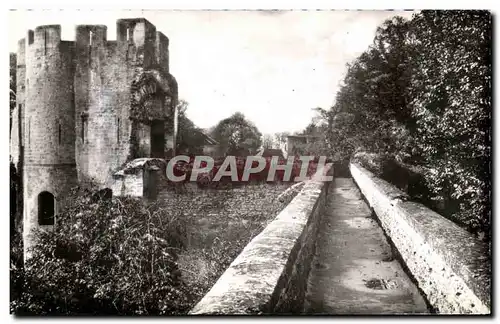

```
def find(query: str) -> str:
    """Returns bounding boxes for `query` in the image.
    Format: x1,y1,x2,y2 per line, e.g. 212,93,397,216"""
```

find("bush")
11,186,192,315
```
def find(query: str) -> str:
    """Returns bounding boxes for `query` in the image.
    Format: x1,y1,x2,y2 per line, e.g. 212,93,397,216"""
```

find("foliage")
329,16,415,161
10,53,16,132
10,181,298,315
11,187,192,315
328,10,491,238
179,235,251,302
211,112,262,155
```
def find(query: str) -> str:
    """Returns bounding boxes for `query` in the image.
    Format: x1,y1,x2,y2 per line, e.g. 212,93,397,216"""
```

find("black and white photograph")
8,7,492,316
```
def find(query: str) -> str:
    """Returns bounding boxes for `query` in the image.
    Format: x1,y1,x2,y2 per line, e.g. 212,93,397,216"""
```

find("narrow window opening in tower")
28,118,30,146
117,117,120,143
89,30,93,46
38,191,55,226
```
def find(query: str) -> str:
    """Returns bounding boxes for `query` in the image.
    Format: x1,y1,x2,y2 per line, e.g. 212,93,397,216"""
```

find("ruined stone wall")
270,176,327,312
189,166,332,314
10,104,20,166
25,26,76,166
350,163,490,314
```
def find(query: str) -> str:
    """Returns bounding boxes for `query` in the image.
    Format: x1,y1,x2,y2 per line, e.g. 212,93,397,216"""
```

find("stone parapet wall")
111,158,166,198
350,163,490,314
189,166,332,314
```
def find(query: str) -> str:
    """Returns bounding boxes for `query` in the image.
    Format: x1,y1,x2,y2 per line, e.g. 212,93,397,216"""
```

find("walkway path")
304,178,429,314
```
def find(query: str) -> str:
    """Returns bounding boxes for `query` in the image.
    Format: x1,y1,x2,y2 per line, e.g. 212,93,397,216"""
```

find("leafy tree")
10,53,22,245
211,112,262,155
10,162,19,236
407,10,492,235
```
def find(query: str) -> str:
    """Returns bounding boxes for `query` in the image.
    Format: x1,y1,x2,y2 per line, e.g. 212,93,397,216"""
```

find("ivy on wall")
130,71,174,124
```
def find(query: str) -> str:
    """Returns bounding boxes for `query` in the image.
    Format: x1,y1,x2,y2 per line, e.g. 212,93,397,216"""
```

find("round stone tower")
23,25,77,259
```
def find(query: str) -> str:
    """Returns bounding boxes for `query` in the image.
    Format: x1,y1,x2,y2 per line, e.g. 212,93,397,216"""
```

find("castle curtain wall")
73,19,177,187
21,26,78,258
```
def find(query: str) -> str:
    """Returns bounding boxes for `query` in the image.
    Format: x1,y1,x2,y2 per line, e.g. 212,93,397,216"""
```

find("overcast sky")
9,10,415,135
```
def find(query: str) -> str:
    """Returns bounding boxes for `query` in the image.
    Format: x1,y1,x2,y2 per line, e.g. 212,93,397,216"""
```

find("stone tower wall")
14,18,178,259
